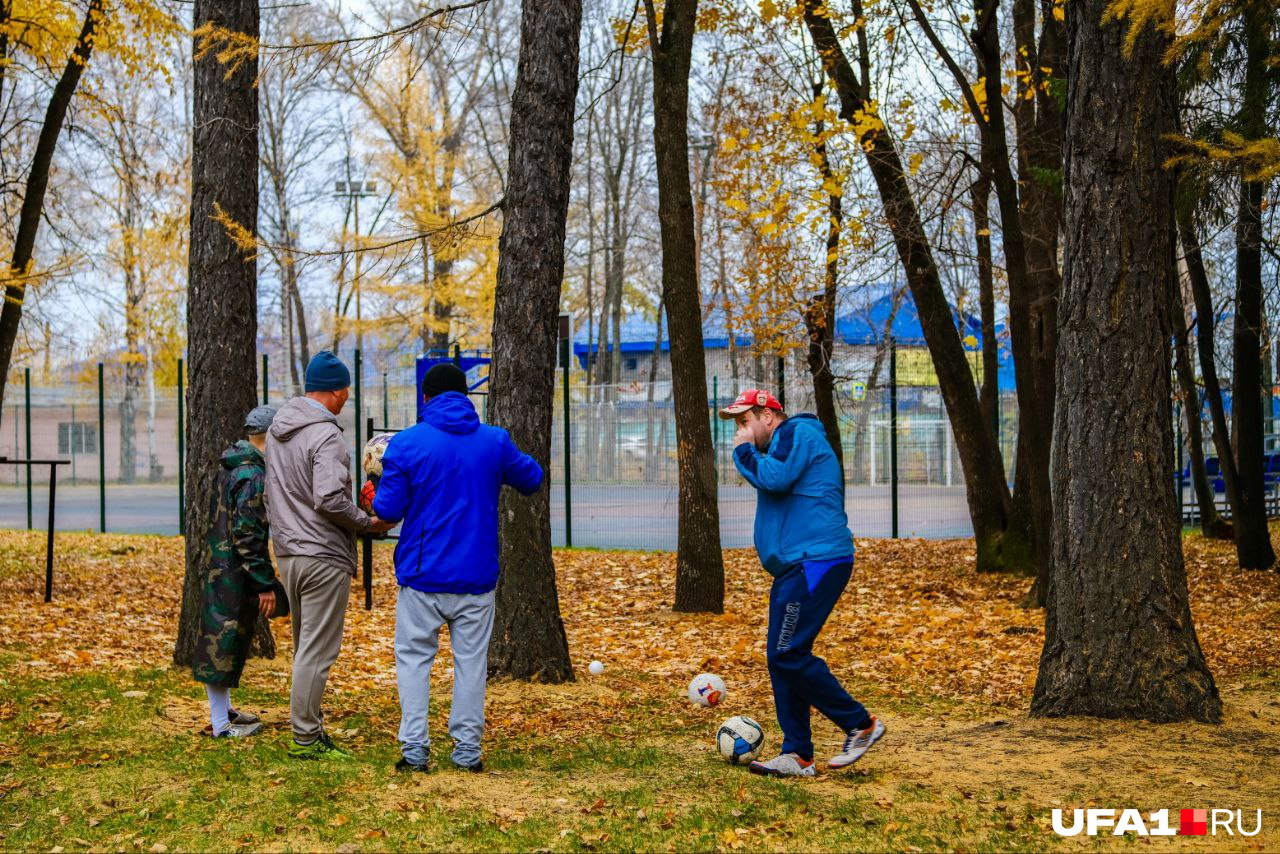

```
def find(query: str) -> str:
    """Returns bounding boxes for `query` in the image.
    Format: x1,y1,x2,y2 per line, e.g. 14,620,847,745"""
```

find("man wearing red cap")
721,389,884,777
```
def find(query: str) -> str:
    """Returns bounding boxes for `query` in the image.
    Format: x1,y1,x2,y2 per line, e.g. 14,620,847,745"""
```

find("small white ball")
588,660,605,675
688,673,727,707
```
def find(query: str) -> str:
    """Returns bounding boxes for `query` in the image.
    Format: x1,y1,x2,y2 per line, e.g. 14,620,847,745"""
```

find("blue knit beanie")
305,351,351,392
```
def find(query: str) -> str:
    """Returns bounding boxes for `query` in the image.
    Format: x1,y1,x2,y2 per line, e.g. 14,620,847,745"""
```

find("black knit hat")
421,363,469,398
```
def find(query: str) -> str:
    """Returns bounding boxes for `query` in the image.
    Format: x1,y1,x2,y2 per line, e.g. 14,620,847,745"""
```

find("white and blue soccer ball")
687,673,726,707
716,715,765,765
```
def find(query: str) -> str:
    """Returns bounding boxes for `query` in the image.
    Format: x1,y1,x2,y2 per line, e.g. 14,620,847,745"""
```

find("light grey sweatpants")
279,555,352,744
396,586,495,767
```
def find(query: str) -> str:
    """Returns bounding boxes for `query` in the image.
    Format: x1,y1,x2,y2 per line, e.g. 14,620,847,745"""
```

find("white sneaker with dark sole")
748,753,817,778
829,716,885,769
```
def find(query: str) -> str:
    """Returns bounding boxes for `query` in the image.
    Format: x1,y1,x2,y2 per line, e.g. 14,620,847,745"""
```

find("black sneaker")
396,757,429,773
452,760,483,773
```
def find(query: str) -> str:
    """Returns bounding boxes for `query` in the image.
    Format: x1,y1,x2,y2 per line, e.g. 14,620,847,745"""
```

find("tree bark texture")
1179,209,1248,546
174,0,264,667
1032,0,1220,722
1227,1,1276,570
1174,308,1231,539
487,0,582,681
647,0,725,613
971,163,999,443
974,0,1053,587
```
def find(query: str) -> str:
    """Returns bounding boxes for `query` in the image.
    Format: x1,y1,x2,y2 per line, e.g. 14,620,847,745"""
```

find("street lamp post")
334,167,379,354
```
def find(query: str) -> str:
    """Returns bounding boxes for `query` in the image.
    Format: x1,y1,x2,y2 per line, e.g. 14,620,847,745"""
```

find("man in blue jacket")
722,389,884,778
370,363,543,773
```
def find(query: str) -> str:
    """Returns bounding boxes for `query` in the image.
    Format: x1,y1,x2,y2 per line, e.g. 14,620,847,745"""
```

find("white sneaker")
829,716,885,769
212,721,263,738
748,753,817,778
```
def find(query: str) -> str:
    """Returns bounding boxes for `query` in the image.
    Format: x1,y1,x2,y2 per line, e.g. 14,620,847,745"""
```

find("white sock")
205,684,232,734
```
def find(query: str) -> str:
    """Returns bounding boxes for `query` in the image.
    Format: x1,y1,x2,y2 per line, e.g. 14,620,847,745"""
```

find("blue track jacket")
372,392,543,594
732,413,853,576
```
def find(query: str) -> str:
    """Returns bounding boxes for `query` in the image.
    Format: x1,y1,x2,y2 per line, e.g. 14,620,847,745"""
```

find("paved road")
0,481,976,549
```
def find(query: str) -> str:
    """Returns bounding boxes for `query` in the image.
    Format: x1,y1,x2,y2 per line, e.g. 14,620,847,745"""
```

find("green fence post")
177,358,185,537
24,368,31,530
382,371,389,429
98,363,106,533
561,336,572,548
354,349,363,496
890,337,899,539
262,353,268,405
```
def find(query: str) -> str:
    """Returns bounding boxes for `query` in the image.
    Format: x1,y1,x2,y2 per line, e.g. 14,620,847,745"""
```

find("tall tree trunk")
592,193,614,478
803,0,1016,572
1032,0,1220,721
583,124,598,479
1175,307,1231,538
804,84,843,475
143,311,162,482
280,215,311,394
487,0,581,682
603,211,624,480
1012,0,1066,606
174,0,265,667
119,191,144,486
644,0,725,613
972,161,998,440
283,272,299,395
1179,207,1248,545
1228,0,1276,570
964,0,1052,583
119,351,141,483
430,257,454,351
0,0,103,411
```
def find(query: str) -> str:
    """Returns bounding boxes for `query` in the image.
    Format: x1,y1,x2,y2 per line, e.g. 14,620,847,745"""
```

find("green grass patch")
0,667,1077,852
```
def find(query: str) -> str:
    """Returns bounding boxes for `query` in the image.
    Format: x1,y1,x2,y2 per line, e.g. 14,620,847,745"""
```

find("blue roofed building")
571,288,1016,397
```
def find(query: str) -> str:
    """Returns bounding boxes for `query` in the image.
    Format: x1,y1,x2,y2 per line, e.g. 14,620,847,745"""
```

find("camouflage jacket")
193,440,276,687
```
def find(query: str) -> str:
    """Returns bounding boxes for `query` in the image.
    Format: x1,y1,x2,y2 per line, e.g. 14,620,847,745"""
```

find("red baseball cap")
718,388,783,419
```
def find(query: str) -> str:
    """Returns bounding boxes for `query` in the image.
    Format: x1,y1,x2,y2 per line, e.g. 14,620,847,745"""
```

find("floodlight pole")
333,164,379,355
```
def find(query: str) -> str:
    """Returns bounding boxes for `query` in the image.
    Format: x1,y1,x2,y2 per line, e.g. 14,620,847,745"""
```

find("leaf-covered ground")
0,529,1278,851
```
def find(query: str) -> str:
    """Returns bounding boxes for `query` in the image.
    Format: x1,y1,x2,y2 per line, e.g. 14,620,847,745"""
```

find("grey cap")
244,405,278,435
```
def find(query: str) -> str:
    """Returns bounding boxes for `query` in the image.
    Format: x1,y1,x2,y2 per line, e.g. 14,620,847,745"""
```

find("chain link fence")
3,346,1229,550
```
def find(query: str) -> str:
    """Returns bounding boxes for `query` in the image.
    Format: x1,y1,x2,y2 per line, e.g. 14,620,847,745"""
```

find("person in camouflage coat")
193,406,281,737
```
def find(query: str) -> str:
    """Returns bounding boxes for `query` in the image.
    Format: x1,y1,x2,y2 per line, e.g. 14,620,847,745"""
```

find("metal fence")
0,346,1234,549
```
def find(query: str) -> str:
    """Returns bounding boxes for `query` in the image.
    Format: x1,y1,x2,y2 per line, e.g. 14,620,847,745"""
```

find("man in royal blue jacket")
722,389,885,778
370,363,543,773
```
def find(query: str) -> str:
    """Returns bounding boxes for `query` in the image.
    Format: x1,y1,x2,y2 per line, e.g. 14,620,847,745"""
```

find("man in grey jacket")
265,351,392,760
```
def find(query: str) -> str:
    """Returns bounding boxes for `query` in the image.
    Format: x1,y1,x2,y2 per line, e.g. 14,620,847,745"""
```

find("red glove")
359,480,377,514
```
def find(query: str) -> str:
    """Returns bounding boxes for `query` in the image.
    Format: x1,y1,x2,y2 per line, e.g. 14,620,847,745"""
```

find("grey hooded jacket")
264,396,372,573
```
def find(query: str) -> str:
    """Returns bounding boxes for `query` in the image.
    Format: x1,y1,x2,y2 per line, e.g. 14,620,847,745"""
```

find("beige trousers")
279,555,352,744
